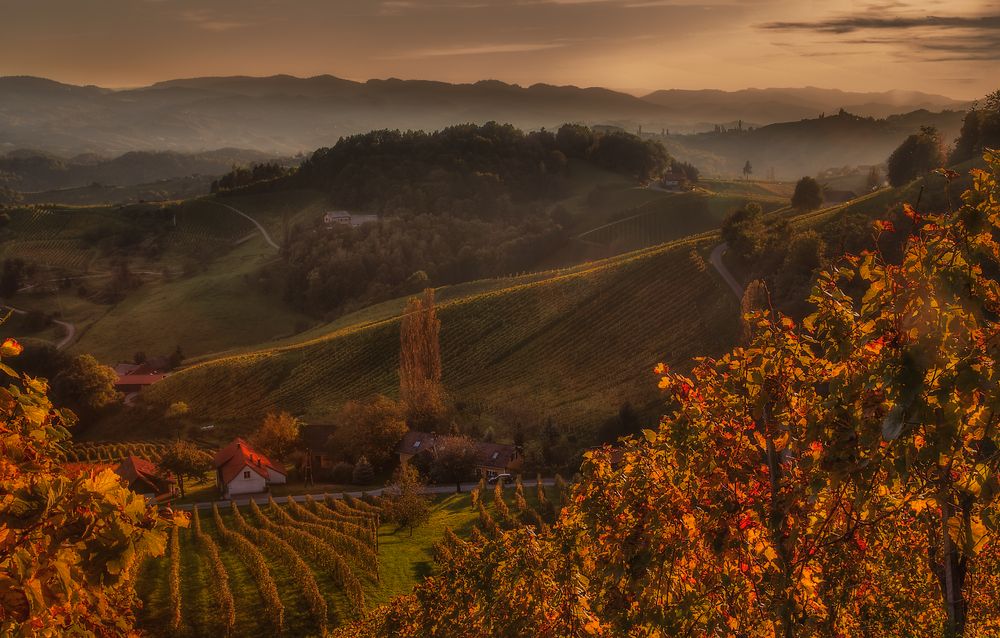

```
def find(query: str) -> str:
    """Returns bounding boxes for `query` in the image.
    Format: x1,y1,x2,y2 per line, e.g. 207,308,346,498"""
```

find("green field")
137,485,560,637
135,232,738,436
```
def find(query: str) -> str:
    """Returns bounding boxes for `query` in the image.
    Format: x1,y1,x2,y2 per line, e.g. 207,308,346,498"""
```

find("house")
299,424,338,477
213,438,287,499
396,431,523,480
323,211,379,228
114,455,176,501
324,210,353,226
661,170,690,191
472,440,524,479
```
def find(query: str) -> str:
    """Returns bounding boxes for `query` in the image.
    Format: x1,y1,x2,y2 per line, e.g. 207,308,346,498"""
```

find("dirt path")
3,304,76,350
211,201,280,251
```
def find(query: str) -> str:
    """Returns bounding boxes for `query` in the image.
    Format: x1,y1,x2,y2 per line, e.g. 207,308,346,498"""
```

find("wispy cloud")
382,42,569,58
759,14,1000,35
179,9,257,32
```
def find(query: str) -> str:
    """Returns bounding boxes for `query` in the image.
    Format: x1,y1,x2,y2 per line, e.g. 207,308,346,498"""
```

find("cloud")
382,42,569,58
179,9,257,32
758,8,1000,62
759,14,1000,35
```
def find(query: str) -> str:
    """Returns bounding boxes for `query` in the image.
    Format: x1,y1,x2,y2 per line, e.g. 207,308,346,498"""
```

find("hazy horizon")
3,0,997,100
2,71,973,102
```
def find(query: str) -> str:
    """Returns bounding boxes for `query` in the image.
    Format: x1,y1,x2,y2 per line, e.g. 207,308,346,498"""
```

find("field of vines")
138,480,565,637
66,441,172,463
145,234,740,431
137,493,382,637
577,192,786,254
1,200,262,274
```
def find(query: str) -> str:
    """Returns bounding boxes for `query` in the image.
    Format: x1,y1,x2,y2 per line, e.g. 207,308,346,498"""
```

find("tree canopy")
0,338,182,635
887,126,946,187
791,176,824,211
338,153,1000,637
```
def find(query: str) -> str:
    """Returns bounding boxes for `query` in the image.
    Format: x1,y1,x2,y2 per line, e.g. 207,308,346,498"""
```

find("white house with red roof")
213,438,287,499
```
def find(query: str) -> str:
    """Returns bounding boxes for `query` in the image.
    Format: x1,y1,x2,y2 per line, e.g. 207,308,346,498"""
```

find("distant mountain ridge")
0,75,968,156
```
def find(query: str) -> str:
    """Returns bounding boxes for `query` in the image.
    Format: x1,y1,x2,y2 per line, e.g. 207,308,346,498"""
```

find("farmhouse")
660,170,690,191
114,455,176,501
213,438,287,499
397,431,523,480
323,211,380,228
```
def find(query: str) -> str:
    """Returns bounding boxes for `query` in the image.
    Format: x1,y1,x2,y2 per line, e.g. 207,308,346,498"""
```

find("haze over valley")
3,1,1000,637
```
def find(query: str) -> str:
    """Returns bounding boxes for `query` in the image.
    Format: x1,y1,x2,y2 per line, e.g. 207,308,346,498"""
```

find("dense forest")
256,123,669,317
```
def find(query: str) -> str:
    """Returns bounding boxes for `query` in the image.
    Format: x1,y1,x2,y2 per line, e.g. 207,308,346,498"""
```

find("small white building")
213,438,287,499
324,211,379,228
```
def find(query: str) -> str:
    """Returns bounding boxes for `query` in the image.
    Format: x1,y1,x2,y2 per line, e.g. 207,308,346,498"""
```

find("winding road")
211,201,280,251
3,304,76,350
709,243,744,300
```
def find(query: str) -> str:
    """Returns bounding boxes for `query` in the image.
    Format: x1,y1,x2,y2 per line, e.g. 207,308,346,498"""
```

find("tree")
887,126,946,187
742,160,753,181
338,155,1000,638
950,90,1000,164
399,289,446,429
804,157,1000,635
555,124,595,159
158,440,212,498
721,201,766,260
385,463,430,536
428,435,479,493
791,176,823,211
0,337,181,635
51,354,120,421
329,395,407,471
351,455,375,485
0,258,27,299
252,411,301,460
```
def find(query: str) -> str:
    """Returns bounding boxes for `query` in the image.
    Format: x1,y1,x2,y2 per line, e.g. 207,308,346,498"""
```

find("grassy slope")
68,239,312,361
139,232,737,432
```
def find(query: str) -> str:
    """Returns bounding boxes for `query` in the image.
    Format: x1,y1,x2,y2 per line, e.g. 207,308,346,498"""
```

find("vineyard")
144,232,740,431
0,199,262,275
66,441,173,463
576,192,787,253
137,482,564,637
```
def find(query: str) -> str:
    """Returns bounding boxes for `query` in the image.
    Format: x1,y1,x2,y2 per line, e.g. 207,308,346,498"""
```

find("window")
412,440,421,449
487,469,498,479
243,471,251,480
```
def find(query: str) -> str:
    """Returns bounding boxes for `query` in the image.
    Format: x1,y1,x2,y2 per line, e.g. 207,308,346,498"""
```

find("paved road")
211,201,280,251
709,243,744,300
3,304,76,350
177,478,555,511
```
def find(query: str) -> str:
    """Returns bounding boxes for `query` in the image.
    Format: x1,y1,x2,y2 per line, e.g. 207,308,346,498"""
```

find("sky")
1,0,998,98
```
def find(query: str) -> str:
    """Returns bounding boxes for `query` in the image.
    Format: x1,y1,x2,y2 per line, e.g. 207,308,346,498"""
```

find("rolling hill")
0,75,967,157
131,169,954,442
137,233,739,438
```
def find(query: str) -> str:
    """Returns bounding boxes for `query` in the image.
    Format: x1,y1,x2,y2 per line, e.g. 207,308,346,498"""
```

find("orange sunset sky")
2,0,998,97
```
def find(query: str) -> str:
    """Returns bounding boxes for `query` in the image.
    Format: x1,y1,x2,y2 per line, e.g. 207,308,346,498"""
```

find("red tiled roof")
114,455,174,494
214,438,286,486
115,374,167,387
396,431,520,470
